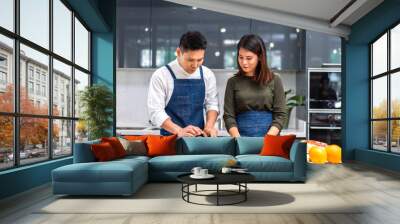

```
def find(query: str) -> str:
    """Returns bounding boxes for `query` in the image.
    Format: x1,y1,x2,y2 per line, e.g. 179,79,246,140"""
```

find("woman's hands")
228,127,241,138
267,126,280,136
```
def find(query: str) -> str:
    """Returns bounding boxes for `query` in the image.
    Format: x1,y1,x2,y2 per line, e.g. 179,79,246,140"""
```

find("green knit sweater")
223,74,287,131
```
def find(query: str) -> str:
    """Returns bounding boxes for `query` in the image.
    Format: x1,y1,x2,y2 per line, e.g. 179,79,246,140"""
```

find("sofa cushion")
91,142,118,161
147,135,177,157
148,154,235,172
101,137,127,158
236,137,264,155
179,137,235,155
118,138,147,156
260,135,296,159
236,155,293,172
52,159,147,183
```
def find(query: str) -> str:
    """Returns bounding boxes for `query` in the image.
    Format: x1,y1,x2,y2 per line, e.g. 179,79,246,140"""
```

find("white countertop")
117,126,306,138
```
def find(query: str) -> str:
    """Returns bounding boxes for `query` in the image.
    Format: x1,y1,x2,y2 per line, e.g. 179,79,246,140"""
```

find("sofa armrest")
73,140,100,163
289,140,307,181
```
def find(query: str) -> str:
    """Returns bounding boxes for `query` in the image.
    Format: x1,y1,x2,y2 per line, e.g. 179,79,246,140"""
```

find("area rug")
37,183,362,214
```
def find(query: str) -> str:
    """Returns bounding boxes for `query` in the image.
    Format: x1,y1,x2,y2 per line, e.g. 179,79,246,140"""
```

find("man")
147,31,219,137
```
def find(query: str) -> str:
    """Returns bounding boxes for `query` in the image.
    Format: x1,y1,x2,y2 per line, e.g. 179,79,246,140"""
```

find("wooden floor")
1,162,400,224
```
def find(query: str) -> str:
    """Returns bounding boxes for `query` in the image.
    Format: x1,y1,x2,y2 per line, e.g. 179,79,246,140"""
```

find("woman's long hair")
236,34,274,85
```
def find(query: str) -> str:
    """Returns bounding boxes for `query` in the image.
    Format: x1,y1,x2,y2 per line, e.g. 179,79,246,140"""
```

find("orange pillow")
146,135,177,157
124,135,150,142
101,137,127,158
91,142,117,161
259,134,296,159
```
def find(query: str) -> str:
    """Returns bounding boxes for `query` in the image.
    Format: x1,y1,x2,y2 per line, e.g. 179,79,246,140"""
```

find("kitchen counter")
117,123,306,138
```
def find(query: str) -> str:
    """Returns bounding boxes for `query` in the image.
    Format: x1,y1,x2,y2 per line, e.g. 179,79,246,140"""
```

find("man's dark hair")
179,31,207,51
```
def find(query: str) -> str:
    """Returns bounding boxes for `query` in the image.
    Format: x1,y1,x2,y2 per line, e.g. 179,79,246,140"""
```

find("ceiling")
164,0,384,38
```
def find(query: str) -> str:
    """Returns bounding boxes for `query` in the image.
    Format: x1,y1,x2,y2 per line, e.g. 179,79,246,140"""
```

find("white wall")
117,68,298,129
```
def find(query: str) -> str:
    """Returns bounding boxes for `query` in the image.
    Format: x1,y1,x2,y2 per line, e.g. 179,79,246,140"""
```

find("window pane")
0,34,14,113
53,59,72,117
75,18,89,70
391,24,400,70
20,44,49,115
20,0,49,49
75,120,88,143
372,76,387,119
53,119,72,158
392,120,400,153
0,116,14,170
74,69,89,118
0,0,14,31
391,72,400,118
372,33,387,76
372,121,388,151
53,0,72,60
20,117,49,165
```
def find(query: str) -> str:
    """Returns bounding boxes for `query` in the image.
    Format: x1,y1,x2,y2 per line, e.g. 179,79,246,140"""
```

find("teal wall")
0,158,72,199
344,0,400,171
0,0,116,200
91,0,116,136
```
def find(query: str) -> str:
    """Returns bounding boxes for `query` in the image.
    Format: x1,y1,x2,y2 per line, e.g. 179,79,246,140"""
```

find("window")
53,59,72,117
0,55,7,67
0,1,91,170
28,81,34,94
0,71,6,84
74,69,89,118
42,85,46,97
75,18,89,70
29,67,34,80
0,0,14,32
20,0,49,49
53,0,72,60
370,23,400,154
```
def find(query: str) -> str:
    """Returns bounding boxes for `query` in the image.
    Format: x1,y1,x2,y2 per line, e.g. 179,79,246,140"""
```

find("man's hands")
176,125,218,137
177,125,204,138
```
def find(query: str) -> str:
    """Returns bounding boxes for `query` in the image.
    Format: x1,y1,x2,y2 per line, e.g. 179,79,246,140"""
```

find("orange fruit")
325,144,342,164
309,146,327,164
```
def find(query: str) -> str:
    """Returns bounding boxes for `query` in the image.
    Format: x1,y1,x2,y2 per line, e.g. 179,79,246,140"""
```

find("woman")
223,34,287,137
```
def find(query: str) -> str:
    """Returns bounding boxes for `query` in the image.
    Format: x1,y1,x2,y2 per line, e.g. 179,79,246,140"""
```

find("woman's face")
238,48,259,76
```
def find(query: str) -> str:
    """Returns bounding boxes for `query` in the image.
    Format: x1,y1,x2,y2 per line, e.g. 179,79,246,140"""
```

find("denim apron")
236,111,273,137
160,65,206,136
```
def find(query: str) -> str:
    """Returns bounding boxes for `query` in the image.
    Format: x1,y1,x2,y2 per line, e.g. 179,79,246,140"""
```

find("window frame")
370,20,400,154
0,0,92,171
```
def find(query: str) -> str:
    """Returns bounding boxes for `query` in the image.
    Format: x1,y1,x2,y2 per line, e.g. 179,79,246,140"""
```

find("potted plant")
284,89,305,129
79,84,113,140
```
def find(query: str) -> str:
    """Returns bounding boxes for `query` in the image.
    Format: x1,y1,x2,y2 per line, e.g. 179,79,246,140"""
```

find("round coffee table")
177,172,255,206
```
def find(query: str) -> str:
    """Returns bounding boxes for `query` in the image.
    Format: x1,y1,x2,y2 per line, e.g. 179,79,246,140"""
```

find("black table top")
177,172,255,185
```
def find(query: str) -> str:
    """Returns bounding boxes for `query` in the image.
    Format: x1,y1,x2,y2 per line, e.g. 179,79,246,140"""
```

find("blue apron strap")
199,66,204,79
165,64,177,80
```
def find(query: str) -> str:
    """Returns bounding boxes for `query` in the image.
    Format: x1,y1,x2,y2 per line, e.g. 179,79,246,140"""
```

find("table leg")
245,183,247,201
217,184,219,206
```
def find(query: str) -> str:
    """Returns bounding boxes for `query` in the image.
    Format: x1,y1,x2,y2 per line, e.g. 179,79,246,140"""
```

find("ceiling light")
269,42,275,48
220,27,226,33
214,51,220,57
192,6,197,10
144,27,149,32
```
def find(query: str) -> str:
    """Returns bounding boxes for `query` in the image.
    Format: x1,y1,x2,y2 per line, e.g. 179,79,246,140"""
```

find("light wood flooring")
1,162,400,224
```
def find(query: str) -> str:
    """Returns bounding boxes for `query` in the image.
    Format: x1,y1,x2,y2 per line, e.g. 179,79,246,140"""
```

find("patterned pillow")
118,137,147,156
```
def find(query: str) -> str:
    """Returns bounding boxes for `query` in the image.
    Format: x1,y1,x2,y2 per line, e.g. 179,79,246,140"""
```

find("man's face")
176,48,205,74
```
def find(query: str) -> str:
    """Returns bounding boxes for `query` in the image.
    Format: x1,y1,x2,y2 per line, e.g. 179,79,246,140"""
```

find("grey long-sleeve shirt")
223,74,287,131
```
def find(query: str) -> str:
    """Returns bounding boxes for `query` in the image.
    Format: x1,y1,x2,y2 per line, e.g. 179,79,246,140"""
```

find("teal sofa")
52,137,306,196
